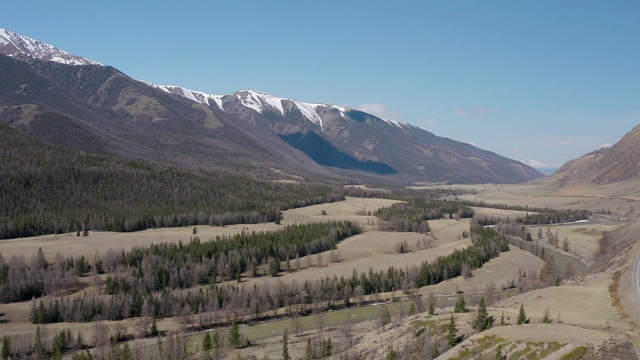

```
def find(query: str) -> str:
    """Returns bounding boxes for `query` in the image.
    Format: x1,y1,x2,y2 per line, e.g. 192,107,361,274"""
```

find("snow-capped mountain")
148,84,402,132
0,28,100,66
0,27,543,183
146,84,542,182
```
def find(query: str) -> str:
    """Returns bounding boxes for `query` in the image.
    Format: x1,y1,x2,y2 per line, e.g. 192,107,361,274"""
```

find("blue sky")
3,1,639,172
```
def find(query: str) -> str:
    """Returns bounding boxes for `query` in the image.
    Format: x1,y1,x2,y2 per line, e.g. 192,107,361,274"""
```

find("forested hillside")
0,124,344,239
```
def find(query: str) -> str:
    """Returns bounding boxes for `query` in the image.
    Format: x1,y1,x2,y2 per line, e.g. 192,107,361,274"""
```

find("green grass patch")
560,346,589,360
504,340,566,360
186,302,412,354
448,335,506,360
539,341,565,358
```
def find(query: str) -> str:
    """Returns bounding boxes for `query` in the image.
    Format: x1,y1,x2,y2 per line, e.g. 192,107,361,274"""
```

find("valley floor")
0,189,638,359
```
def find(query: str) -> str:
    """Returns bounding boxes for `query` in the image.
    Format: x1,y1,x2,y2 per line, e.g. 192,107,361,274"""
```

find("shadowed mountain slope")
0,28,543,184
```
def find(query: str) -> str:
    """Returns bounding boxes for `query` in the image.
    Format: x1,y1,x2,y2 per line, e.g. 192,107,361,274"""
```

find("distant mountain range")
0,28,543,184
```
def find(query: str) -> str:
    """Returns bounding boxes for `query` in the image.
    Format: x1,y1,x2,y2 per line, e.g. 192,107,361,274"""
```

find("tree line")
30,221,508,325
0,221,359,309
0,123,345,239
515,209,591,225
374,198,474,233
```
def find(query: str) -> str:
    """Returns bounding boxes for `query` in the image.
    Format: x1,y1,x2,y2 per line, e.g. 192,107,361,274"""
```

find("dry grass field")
413,181,640,216
0,197,401,260
0,224,281,260
530,222,625,264
227,232,472,290
1,186,638,359
415,246,544,298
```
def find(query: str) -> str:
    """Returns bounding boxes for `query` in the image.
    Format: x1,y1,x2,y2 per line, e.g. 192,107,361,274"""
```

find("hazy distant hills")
0,28,543,184
544,123,640,188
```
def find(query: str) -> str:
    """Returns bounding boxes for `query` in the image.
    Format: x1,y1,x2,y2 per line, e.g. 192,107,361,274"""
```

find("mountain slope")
543,123,640,188
153,85,543,183
0,28,542,184
0,122,342,239
0,53,328,175
0,29,99,66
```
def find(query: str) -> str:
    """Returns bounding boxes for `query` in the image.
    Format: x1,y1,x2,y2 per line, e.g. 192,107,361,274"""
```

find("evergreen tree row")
0,221,359,305
515,209,591,225
374,198,474,233
0,124,344,239
30,223,508,324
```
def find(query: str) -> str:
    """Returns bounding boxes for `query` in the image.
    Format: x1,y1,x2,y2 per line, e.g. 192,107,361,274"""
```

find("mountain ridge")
148,83,542,183
542,123,640,188
0,28,99,66
0,28,543,184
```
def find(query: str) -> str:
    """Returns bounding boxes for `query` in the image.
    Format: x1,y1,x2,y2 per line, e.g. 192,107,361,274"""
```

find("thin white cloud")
559,141,572,146
600,143,612,148
454,109,470,117
453,107,499,117
422,118,438,125
474,108,495,115
521,159,559,169
357,103,400,121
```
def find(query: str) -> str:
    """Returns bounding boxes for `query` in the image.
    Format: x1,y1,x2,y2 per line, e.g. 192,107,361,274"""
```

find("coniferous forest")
26,220,510,325
0,124,344,239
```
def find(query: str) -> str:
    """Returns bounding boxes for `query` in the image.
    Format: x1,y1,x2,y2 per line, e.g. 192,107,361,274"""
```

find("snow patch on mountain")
236,90,284,114
143,82,225,110
0,28,100,66
141,81,406,132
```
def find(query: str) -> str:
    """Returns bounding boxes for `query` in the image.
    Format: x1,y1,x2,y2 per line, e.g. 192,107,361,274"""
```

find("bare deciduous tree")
92,320,110,359
135,316,152,338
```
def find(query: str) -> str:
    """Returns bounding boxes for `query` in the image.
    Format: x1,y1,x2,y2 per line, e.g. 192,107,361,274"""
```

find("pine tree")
282,328,291,360
454,295,468,313
474,297,491,331
323,337,332,357
122,343,133,360
517,304,527,325
446,315,458,348
305,337,313,360
542,308,552,323
229,317,242,348
203,332,212,351
1,335,10,360
500,312,506,326
212,331,221,357
495,344,504,360
76,331,84,350
34,326,44,358
151,317,159,337
428,302,435,315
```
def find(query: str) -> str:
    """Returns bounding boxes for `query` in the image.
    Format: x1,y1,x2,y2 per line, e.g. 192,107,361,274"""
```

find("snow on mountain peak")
0,28,100,66
141,80,405,132
142,82,224,110
232,90,324,127
235,89,284,115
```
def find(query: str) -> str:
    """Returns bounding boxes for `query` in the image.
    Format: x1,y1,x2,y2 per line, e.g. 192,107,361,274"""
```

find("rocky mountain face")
0,28,543,184
0,29,99,66
544,123,640,188
153,86,543,183
0,54,324,174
